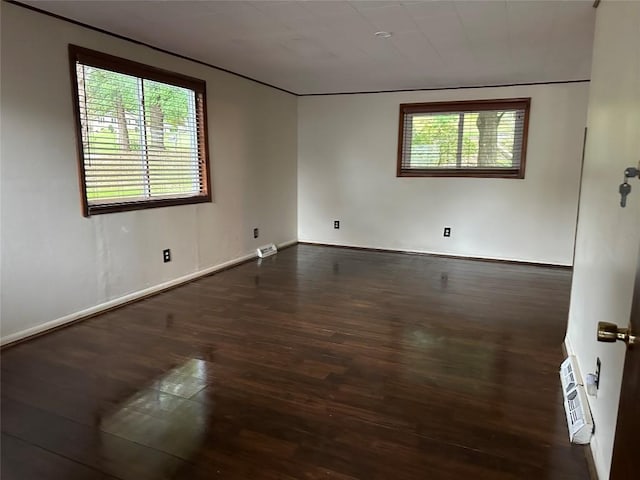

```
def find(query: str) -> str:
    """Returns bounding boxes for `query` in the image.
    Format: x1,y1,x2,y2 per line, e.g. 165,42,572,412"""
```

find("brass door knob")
597,321,636,346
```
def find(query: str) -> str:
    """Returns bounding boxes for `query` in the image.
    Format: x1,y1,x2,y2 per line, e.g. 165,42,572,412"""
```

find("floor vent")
560,356,593,444
257,243,277,258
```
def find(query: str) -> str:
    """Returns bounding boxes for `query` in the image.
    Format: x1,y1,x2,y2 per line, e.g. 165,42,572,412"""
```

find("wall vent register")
560,356,594,444
257,243,277,258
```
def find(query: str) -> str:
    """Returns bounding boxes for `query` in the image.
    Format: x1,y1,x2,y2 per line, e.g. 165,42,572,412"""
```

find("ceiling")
23,0,596,95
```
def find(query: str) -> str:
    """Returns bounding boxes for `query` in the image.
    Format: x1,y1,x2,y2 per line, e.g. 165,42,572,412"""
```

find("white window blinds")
70,45,210,216
397,99,530,178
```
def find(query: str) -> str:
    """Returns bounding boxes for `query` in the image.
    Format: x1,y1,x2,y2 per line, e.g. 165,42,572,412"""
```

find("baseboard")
584,443,599,480
562,337,572,358
299,240,572,269
1,239,298,348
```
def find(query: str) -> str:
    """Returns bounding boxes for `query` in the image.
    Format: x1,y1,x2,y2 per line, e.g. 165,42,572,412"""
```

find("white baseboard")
1,239,298,347
276,239,298,249
564,336,576,357
299,239,572,267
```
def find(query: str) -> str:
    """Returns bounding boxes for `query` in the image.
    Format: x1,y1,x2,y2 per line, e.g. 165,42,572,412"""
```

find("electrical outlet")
334,220,340,229
253,227,259,239
163,249,171,263
444,227,451,237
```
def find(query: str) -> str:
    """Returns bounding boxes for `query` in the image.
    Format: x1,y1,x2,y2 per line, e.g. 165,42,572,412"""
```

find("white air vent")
257,243,277,258
560,355,583,395
560,357,593,444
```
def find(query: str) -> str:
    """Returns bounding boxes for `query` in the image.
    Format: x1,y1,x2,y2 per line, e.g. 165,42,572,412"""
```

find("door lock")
597,321,636,346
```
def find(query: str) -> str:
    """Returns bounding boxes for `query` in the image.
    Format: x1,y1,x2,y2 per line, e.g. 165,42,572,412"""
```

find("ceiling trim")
7,0,591,97
300,79,590,97
5,0,298,96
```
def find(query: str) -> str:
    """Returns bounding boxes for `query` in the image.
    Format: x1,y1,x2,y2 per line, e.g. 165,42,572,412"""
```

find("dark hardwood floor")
1,244,589,479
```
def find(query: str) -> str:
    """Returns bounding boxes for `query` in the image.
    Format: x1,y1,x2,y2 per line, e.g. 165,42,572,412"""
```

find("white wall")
565,2,640,479
0,3,298,343
298,83,589,265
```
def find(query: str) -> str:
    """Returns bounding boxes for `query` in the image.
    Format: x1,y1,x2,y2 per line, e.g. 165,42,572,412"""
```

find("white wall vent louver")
560,355,582,394
560,356,593,444
257,243,277,258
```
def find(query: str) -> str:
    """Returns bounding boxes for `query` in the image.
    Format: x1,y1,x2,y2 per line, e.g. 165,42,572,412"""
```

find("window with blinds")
69,45,211,216
397,98,530,178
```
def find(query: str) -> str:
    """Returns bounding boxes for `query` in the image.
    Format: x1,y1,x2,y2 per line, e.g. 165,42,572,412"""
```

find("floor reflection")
100,359,210,475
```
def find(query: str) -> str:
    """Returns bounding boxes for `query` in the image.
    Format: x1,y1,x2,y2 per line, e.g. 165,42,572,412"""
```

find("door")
607,248,640,479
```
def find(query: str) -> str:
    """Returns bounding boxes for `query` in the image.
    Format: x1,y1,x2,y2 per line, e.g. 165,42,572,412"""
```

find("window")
397,98,530,178
69,45,211,216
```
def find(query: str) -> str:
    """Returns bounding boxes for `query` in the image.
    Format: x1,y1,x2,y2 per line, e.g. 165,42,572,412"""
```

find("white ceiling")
24,0,596,95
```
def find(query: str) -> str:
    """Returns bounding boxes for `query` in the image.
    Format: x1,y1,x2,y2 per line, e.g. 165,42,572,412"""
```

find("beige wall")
298,83,589,265
0,3,298,343
565,1,640,479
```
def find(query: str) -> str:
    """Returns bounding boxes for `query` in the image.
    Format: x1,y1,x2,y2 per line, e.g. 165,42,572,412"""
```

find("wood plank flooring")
0,244,589,479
